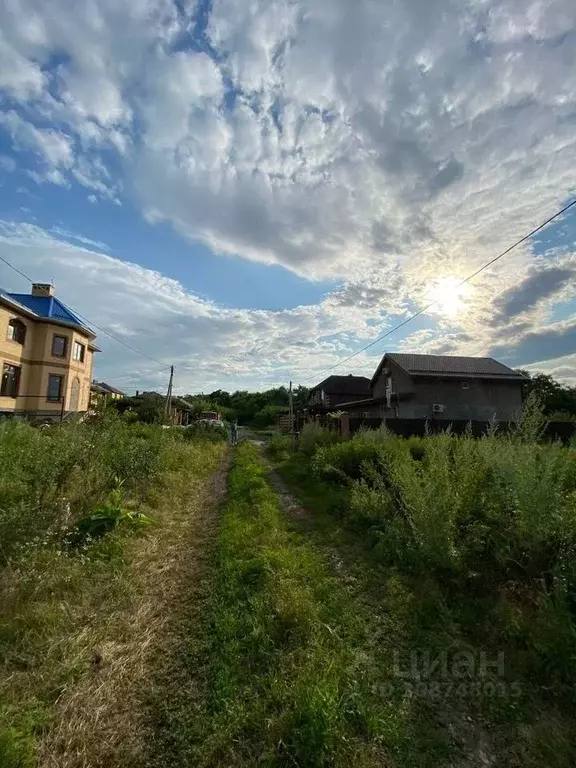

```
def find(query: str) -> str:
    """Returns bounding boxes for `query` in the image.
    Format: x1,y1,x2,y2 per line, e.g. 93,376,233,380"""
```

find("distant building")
90,381,126,405
0,283,99,421
340,353,525,422
308,374,371,410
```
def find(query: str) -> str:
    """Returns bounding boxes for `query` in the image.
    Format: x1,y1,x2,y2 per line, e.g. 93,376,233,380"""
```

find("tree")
517,370,576,417
182,386,310,427
111,393,164,424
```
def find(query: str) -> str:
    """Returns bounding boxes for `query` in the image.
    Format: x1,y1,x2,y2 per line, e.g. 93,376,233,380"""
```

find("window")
47,374,64,401
7,318,26,345
52,335,68,357
461,381,470,390
73,341,85,362
1,364,21,398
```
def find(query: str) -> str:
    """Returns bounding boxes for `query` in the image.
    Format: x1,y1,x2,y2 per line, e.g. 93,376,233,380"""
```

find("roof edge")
0,292,96,338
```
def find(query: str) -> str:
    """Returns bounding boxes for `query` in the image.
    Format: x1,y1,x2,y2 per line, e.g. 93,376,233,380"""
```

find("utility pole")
289,380,295,452
164,365,174,424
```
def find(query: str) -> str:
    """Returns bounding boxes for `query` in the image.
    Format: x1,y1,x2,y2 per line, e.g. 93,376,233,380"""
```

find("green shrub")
184,421,227,443
298,424,339,456
311,441,382,485
0,417,168,559
266,434,292,461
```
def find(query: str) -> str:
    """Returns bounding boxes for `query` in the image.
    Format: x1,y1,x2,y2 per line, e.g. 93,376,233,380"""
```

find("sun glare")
427,276,470,318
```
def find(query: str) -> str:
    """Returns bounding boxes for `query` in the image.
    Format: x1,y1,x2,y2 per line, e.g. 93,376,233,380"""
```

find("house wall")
329,392,370,407
371,357,523,421
341,401,390,419
0,304,95,418
0,305,35,414
372,360,413,400
398,377,523,421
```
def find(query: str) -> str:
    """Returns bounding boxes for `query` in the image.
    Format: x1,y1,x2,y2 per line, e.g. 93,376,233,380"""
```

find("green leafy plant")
67,481,152,546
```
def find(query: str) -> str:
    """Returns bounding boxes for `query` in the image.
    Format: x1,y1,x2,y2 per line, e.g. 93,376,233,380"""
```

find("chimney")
32,283,55,297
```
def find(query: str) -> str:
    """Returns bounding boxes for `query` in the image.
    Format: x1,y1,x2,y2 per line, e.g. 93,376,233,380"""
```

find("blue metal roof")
2,290,89,331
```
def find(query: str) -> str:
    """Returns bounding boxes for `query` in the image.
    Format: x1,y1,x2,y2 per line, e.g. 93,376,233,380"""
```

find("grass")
149,440,425,767
273,422,576,766
6,411,576,766
0,418,226,767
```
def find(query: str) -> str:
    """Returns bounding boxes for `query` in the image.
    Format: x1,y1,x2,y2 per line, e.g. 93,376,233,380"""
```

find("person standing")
230,419,239,446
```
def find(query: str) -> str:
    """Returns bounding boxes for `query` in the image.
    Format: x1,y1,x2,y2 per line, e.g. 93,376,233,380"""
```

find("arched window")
7,318,26,345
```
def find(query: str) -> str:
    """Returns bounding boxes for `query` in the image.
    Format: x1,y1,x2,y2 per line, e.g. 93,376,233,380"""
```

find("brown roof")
94,381,126,396
372,353,526,385
312,374,371,396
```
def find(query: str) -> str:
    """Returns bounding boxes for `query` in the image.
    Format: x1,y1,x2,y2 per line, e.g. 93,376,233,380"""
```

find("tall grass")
0,416,164,560
283,417,576,744
0,417,224,767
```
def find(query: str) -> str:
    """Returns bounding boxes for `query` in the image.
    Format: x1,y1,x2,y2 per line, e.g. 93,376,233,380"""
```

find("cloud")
1,0,576,384
0,111,74,169
0,30,46,100
0,155,16,172
0,221,391,391
491,264,576,322
491,318,576,367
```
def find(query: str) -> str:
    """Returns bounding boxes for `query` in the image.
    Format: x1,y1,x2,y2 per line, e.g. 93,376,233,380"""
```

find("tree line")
110,385,310,427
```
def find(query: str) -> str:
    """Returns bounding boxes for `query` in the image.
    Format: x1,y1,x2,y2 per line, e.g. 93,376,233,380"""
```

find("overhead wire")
301,196,576,382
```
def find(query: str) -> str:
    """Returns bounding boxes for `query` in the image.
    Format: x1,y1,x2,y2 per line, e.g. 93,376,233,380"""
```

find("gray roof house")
340,353,526,422
308,374,371,410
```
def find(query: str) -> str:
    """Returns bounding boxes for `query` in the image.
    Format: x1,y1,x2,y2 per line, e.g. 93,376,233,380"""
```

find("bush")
0,417,167,559
267,435,292,461
298,424,339,456
311,441,382,484
184,421,228,443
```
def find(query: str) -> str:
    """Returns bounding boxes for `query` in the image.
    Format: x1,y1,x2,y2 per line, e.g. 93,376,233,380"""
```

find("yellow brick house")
0,283,99,421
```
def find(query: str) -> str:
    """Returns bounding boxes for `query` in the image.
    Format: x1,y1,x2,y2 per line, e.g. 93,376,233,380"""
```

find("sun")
427,276,470,318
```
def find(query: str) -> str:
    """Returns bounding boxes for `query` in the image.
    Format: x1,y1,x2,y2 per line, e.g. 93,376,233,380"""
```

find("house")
166,396,192,426
308,374,371,410
0,283,99,421
91,381,126,403
340,353,525,422
90,381,126,410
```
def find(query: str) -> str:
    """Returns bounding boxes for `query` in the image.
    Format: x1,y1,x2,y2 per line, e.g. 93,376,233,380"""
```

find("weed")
298,423,340,456
275,415,576,766
266,434,292,461
184,421,228,443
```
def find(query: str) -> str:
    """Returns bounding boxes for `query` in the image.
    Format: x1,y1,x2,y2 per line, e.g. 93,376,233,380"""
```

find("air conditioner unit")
432,404,445,414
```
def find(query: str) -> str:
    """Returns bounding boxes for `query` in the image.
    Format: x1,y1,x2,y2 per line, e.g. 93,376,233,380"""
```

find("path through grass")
149,440,472,767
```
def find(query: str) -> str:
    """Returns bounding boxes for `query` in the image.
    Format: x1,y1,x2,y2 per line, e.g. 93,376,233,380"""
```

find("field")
2,411,576,767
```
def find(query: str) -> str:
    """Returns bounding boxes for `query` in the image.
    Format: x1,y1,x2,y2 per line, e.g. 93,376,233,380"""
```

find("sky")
1,0,576,395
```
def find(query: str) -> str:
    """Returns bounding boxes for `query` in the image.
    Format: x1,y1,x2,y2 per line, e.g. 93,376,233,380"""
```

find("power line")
301,196,576,382
0,255,170,370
